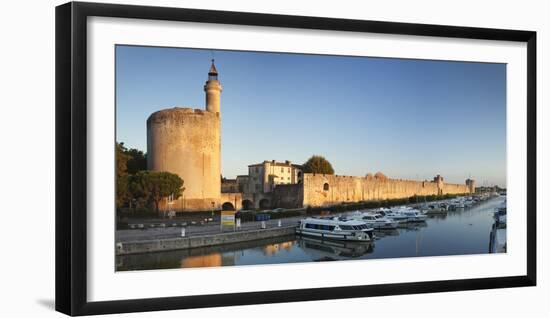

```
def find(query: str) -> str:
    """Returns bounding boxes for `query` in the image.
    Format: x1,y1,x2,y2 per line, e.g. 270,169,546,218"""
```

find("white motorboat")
382,210,410,223
391,206,428,222
349,212,399,229
296,217,374,241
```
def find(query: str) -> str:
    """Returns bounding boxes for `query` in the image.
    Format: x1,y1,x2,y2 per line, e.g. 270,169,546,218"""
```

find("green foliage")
302,155,335,174
116,141,185,214
117,142,147,174
129,171,185,214
126,148,147,174
116,143,131,208
116,174,130,209
116,142,131,178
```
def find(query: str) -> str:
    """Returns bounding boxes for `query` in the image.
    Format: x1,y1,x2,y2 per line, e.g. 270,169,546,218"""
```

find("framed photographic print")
55,1,536,316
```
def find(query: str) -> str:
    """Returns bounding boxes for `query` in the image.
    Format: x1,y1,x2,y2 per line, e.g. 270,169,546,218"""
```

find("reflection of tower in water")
263,241,295,256
180,252,237,268
180,253,222,268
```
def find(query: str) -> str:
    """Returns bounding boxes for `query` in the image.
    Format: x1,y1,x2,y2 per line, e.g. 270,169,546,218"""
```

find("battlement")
147,107,219,124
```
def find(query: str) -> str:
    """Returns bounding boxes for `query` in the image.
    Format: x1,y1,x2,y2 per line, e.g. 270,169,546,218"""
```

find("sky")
116,45,507,187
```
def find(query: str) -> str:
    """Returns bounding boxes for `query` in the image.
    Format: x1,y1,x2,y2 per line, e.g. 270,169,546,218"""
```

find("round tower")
146,62,222,212
204,59,222,114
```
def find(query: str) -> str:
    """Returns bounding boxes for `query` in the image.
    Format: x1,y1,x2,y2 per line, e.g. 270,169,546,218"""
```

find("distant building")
247,160,303,193
221,178,239,193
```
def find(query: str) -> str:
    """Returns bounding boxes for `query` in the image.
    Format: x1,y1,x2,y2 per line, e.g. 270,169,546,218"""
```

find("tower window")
323,183,330,191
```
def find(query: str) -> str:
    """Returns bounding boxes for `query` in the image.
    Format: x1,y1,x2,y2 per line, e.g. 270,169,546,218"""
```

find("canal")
116,196,505,271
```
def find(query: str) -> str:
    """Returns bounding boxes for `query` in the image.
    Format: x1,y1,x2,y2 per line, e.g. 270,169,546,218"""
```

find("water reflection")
263,241,295,256
373,229,400,238
181,254,223,268
299,237,374,261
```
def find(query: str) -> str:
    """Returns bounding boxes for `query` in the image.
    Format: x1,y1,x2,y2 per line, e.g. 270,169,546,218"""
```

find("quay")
116,225,297,255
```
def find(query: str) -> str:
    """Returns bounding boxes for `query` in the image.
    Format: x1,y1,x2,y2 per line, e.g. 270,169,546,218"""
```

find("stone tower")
204,59,222,114
146,61,222,212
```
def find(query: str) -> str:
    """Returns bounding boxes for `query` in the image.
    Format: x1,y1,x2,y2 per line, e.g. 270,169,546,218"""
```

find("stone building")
147,60,222,212
233,160,302,209
246,160,303,193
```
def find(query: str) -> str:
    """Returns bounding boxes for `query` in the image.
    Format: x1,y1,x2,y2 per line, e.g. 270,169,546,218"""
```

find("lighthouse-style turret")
204,59,222,114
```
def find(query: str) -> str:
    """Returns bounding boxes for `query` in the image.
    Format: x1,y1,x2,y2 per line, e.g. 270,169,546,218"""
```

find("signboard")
220,211,236,231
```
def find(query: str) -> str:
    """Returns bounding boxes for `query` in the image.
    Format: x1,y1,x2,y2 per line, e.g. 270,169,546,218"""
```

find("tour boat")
349,212,399,229
296,217,374,241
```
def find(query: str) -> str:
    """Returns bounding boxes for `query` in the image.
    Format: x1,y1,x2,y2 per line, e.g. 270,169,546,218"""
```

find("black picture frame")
55,1,537,316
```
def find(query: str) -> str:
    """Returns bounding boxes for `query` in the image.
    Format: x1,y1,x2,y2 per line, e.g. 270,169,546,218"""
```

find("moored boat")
349,212,399,229
391,206,428,222
296,217,374,241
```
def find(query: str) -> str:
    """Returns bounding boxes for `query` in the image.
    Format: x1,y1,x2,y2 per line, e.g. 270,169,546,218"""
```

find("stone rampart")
302,173,471,207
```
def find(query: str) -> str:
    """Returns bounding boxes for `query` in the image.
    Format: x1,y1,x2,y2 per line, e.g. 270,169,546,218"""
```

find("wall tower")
465,178,476,194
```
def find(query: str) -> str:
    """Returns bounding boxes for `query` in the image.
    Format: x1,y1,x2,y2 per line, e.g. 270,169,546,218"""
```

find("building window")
323,183,330,191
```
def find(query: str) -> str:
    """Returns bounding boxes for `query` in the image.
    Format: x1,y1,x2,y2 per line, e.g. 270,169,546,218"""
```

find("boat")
349,212,399,229
296,217,374,241
494,200,507,225
421,203,448,214
379,209,410,223
391,206,428,222
383,212,410,222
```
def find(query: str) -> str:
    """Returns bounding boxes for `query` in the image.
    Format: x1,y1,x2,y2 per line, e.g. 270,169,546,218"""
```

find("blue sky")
116,45,506,187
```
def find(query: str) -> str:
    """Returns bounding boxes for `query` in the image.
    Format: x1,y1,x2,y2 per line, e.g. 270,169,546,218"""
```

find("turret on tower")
204,59,222,114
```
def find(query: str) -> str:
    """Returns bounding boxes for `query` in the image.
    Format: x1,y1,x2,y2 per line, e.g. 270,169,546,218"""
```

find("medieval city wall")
301,173,471,208
220,192,242,211
272,184,304,209
147,107,221,212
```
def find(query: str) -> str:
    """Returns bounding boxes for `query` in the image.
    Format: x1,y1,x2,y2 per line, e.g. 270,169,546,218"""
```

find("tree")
116,142,131,209
116,142,130,178
125,148,147,174
129,171,185,214
117,142,147,174
302,155,335,174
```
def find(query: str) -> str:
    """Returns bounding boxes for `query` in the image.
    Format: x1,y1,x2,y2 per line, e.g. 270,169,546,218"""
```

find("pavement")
115,216,304,243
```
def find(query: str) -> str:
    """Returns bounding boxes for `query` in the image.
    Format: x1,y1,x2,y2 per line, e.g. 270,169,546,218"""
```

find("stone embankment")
116,226,296,255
